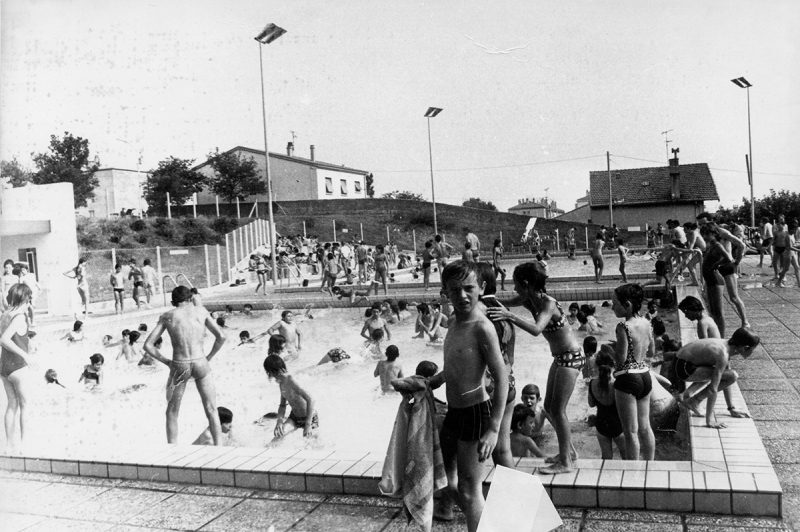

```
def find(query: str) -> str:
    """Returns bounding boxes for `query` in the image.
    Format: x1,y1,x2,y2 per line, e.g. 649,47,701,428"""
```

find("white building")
193,145,370,204
0,182,79,316
80,167,147,218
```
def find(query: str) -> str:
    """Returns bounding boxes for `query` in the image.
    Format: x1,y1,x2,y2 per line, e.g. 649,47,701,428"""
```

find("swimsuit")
538,297,566,333
674,358,713,381
613,322,652,400
167,357,212,387
0,329,29,379
588,384,623,439
82,367,100,383
289,410,319,429
441,399,492,441
326,348,350,363
553,348,585,369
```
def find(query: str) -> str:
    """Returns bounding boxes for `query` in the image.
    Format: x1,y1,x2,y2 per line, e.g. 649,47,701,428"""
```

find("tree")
0,157,33,187
142,157,207,213
715,189,800,226
30,132,99,207
365,173,375,198
205,151,267,203
462,197,498,211
381,190,424,201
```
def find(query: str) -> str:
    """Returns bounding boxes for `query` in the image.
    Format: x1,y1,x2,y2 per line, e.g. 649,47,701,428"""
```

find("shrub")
181,218,199,229
130,219,146,232
212,217,239,234
182,224,217,246
409,212,435,227
154,217,171,229
135,233,148,244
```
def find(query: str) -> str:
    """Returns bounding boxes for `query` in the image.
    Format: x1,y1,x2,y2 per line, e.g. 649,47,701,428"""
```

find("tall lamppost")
424,107,443,235
731,76,755,229
255,23,286,285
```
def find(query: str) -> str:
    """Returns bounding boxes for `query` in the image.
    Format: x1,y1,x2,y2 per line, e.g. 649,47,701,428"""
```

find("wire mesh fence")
77,219,266,304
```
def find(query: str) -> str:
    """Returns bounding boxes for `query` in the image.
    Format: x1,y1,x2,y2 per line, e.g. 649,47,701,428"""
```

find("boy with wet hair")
671,328,760,429
263,354,317,438
510,407,545,458
430,260,507,531
193,407,233,445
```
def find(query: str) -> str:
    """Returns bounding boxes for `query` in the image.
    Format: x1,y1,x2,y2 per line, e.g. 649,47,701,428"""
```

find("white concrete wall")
314,169,367,200
0,183,79,316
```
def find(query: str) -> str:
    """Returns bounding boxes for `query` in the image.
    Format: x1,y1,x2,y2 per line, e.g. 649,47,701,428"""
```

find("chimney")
286,142,294,157
310,145,315,161
669,147,680,200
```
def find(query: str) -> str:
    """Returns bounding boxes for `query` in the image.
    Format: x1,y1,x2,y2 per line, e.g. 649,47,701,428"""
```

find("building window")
340,179,348,195
325,177,333,195
89,210,95,218
354,181,362,193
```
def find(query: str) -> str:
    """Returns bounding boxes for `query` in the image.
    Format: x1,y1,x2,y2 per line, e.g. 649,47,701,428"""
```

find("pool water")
2,305,686,461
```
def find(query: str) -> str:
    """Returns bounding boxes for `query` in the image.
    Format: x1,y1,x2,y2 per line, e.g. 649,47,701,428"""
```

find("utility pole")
662,130,673,162
607,151,613,227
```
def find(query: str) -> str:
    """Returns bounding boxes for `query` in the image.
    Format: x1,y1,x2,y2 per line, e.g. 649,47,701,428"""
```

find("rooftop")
192,146,370,175
589,162,719,207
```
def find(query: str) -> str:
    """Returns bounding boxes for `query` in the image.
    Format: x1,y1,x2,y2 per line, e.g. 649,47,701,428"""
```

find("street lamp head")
424,107,443,118
731,77,752,88
255,23,286,44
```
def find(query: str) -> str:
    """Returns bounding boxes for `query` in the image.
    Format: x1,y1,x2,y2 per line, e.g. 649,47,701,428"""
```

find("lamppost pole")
731,77,755,229
255,23,287,285
424,107,443,235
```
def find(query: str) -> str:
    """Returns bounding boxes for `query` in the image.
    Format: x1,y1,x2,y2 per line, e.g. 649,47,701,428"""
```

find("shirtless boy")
671,328,760,429
267,311,302,354
143,286,227,444
431,260,507,532
263,354,317,438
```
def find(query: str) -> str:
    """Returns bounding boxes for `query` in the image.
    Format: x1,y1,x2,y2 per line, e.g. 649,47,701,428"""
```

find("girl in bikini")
610,283,655,461
488,261,581,474
64,257,90,317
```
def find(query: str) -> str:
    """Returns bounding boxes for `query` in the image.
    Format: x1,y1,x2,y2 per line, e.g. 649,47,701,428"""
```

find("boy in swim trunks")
143,286,227,444
263,354,318,438
267,310,302,354
671,328,760,429
430,260,507,531
193,406,233,445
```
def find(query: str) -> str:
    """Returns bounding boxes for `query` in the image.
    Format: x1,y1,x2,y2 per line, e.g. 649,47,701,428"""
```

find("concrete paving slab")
289,503,397,532
123,493,241,530
742,391,800,405
59,487,174,524
748,405,800,422
198,499,319,532
581,520,683,531
16,517,115,531
764,440,800,464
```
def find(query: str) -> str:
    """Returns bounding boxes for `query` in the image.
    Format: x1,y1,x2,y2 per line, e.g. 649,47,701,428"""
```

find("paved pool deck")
4,256,800,530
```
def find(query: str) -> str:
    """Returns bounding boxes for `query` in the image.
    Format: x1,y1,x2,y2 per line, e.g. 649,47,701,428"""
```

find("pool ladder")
162,273,194,306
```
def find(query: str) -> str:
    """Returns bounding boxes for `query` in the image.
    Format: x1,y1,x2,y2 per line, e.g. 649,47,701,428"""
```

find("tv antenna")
662,130,673,162
291,130,298,143
544,187,549,201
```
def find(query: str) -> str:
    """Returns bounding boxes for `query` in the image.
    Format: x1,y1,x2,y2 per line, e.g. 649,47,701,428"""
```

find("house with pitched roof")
193,144,370,205
508,198,564,218
558,152,719,230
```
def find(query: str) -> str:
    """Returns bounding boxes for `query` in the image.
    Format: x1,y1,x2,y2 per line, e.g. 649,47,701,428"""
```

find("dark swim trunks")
718,264,736,277
675,358,711,381
289,411,319,429
442,399,492,441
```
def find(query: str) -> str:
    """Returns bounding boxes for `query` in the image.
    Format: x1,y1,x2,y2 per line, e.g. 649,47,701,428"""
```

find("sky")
1,0,798,214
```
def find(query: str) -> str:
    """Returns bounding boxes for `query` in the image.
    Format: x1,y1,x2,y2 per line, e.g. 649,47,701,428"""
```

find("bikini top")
525,296,565,333
615,321,649,373
82,366,100,382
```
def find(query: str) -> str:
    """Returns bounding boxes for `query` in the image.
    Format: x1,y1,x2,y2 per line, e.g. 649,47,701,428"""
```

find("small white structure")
0,182,79,316
79,168,146,218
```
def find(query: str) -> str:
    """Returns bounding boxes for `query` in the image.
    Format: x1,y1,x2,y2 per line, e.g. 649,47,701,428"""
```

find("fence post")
585,227,589,249
386,225,390,243
225,233,232,283
193,193,197,218
412,230,416,255
166,192,171,219
555,229,560,251
303,220,306,238
204,245,211,288
360,222,363,241
239,227,244,261
156,246,163,293
215,195,220,217
232,230,238,270
216,244,222,286
245,225,250,256
111,248,117,268
236,197,240,219
332,220,336,242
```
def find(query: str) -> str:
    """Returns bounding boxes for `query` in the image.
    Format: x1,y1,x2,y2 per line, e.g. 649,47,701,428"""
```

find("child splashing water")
263,355,317,439
79,353,104,387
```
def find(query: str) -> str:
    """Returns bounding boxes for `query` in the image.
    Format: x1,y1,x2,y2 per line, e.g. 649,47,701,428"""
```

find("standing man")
464,227,481,261
433,234,454,272
144,286,227,445
759,217,774,271
128,258,144,309
141,259,157,308
356,241,369,284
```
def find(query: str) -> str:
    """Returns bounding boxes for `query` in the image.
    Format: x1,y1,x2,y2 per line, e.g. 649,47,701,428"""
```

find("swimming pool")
1,304,684,461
